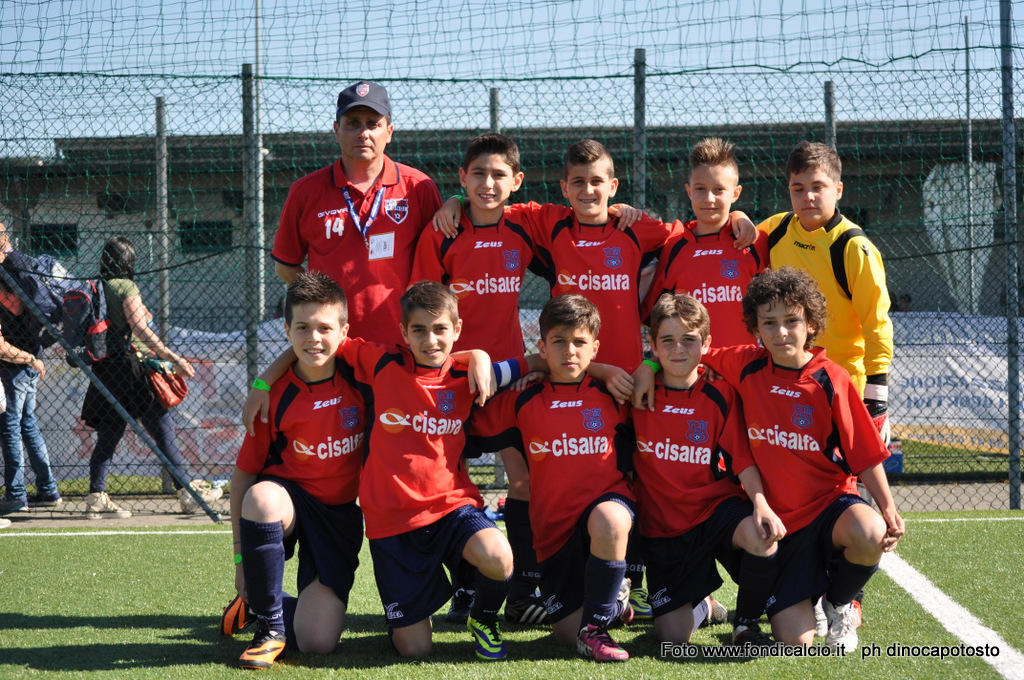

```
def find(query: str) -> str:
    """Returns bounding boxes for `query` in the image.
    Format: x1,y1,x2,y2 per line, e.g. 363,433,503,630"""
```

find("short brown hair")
688,137,738,179
785,141,841,183
649,293,710,344
401,280,459,326
463,133,521,175
539,294,600,340
742,267,827,349
564,139,614,178
285,271,348,325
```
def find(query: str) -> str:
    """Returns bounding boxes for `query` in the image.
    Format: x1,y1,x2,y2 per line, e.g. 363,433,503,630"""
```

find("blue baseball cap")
336,81,391,119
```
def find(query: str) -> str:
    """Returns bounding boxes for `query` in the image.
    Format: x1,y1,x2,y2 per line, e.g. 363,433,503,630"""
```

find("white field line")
881,552,1024,680
0,530,232,538
908,517,1024,523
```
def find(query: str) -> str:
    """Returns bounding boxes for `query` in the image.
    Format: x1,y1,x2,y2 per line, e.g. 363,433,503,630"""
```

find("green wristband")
448,194,467,205
252,378,271,392
234,553,242,564
641,359,661,372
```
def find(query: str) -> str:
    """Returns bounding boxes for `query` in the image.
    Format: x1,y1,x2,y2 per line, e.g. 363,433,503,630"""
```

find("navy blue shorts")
259,476,363,606
641,496,750,618
538,493,636,624
766,494,868,617
369,503,496,628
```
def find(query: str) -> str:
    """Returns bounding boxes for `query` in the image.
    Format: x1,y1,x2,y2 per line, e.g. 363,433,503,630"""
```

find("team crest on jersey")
384,198,409,224
686,420,710,444
502,249,521,272
582,408,604,432
720,259,740,280
792,404,814,430
436,390,457,414
603,246,623,269
340,405,360,430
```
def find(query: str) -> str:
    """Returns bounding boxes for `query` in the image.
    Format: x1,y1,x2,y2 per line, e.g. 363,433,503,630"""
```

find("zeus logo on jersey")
292,434,364,459
475,241,503,248
448,274,521,299
550,400,583,409
313,396,345,410
556,270,631,292
576,240,604,247
378,409,463,436
527,434,610,461
693,249,724,257
685,282,743,303
770,385,803,398
747,423,821,451
635,437,711,464
662,404,695,415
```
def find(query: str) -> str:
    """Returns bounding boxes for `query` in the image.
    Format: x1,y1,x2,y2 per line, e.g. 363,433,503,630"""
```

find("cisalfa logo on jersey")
291,433,364,461
527,433,609,461
378,408,463,436
747,422,821,452
634,436,711,463
448,273,521,300
555,269,631,293
681,282,743,304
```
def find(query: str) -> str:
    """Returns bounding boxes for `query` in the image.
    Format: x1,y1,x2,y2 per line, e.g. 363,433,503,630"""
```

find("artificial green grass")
0,515,1020,679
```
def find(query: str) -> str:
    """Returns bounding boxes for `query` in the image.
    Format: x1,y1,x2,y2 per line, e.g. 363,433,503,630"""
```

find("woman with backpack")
81,236,220,519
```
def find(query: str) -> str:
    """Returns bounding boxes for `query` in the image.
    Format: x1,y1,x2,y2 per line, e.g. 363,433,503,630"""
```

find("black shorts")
538,493,636,624
766,494,868,617
641,496,750,618
260,476,363,606
368,503,496,628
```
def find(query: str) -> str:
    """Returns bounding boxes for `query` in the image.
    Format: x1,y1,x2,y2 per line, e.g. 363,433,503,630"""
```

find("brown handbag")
145,358,189,408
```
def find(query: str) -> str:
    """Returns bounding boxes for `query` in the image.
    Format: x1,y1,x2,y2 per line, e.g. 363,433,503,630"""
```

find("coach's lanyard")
342,186,386,249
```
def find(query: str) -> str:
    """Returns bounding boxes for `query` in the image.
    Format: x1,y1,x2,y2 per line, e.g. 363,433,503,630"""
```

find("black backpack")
61,279,120,365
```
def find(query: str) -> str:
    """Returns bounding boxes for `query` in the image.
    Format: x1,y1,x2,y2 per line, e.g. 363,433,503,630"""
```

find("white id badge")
368,232,395,260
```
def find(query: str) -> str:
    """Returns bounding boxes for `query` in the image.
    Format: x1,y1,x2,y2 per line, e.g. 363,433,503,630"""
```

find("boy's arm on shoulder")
241,349,296,436
728,211,757,248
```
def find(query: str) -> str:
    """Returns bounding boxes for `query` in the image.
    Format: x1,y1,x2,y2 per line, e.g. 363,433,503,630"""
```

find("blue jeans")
1,364,58,502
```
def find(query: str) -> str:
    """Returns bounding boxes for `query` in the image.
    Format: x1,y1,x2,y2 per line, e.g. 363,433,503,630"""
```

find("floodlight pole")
243,64,266,387
155,96,174,493
824,81,837,150
965,16,976,313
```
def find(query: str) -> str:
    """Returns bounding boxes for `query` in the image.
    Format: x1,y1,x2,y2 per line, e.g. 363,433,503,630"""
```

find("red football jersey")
629,373,754,538
410,210,535,359
338,337,514,539
470,377,634,562
643,219,768,348
509,203,671,370
235,362,365,506
701,346,889,533
272,156,442,345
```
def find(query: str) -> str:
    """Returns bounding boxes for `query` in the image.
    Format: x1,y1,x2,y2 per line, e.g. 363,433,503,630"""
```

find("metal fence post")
242,64,266,387
155,96,174,493
999,0,1020,509
633,48,647,212
824,81,837,150
489,88,500,134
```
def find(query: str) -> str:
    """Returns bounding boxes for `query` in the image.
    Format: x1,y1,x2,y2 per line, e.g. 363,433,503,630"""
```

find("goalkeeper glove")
864,380,890,447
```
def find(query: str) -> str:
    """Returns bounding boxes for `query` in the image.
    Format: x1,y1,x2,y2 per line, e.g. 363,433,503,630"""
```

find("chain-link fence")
0,0,1021,516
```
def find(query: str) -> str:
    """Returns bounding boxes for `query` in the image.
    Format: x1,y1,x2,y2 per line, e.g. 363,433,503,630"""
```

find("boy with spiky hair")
469,294,637,663
631,292,784,646
228,271,366,670
638,267,904,651
642,137,768,348
412,133,548,626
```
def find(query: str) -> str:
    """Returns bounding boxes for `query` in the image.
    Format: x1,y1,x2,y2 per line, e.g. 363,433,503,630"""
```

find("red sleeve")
411,225,446,285
630,216,674,255
832,366,890,474
271,183,309,266
235,408,272,475
467,389,521,450
701,345,762,389
336,336,387,383
751,229,769,273
640,221,686,322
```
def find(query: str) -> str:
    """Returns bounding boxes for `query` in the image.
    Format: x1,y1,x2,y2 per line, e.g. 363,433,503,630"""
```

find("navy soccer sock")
625,535,645,590
470,573,511,624
582,555,626,630
282,593,298,649
827,554,878,606
239,518,286,634
503,499,541,601
734,551,778,628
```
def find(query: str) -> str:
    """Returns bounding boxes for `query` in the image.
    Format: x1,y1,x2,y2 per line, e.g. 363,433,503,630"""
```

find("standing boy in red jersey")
631,292,784,647
470,295,637,663
227,272,366,670
635,267,904,651
643,138,768,348
271,81,443,345
412,133,549,625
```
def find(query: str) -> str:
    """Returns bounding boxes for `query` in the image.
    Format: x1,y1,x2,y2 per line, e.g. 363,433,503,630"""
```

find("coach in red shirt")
272,81,442,344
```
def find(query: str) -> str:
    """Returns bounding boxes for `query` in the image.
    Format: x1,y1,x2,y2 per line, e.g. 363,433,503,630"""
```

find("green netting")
0,0,1021,515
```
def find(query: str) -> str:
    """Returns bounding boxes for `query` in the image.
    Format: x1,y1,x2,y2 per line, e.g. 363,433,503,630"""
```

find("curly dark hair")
742,267,827,349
